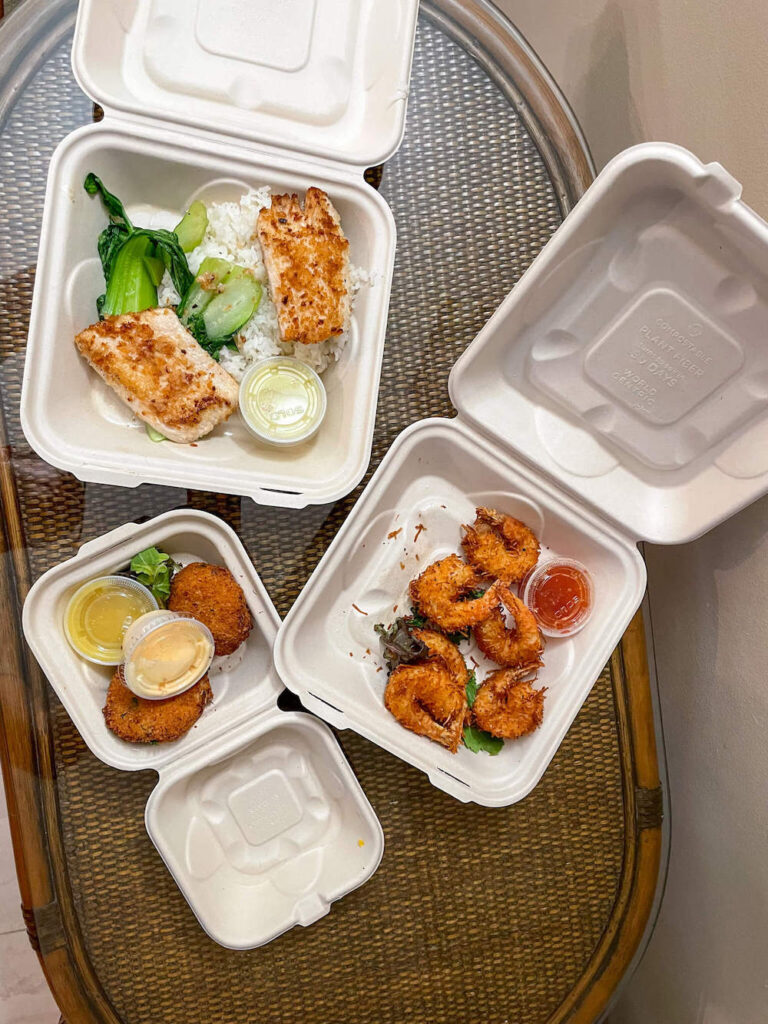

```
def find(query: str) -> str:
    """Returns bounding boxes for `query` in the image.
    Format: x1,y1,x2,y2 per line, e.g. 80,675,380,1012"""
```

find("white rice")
158,187,369,379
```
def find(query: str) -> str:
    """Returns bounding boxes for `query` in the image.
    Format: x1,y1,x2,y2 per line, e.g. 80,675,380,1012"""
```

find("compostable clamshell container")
22,510,383,949
20,0,419,507
275,142,768,806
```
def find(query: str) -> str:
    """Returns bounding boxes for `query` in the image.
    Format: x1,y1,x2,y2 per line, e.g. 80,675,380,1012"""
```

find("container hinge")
634,784,663,830
22,900,66,955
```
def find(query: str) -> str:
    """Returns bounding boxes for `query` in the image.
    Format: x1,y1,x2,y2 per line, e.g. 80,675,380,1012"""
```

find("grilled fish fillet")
257,187,350,344
74,307,239,443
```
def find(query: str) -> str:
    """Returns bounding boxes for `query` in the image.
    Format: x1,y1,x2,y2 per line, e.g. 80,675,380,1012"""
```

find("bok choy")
178,257,262,360
84,173,193,318
174,201,208,253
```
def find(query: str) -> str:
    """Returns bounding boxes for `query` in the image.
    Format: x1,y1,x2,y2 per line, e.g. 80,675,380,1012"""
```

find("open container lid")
72,0,420,168
450,143,768,545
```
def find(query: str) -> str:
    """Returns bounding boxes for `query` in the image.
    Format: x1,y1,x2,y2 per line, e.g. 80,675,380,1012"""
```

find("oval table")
0,1,666,1021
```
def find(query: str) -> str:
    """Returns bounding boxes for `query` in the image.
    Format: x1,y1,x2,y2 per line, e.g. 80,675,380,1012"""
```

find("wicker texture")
0,16,625,1024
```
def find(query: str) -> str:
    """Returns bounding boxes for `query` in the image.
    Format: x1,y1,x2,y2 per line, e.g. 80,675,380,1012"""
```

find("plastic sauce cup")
64,575,159,665
521,558,594,638
239,357,327,446
122,610,215,700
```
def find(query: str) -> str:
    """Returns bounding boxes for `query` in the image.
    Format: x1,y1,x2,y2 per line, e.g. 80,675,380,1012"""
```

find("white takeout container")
275,142,768,806
20,0,419,507
23,510,383,949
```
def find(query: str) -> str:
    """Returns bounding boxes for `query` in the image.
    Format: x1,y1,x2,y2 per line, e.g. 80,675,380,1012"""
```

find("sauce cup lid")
122,610,215,699
239,356,327,447
64,575,159,666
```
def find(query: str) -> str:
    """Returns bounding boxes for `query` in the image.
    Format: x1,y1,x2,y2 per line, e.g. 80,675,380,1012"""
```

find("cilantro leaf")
463,725,504,756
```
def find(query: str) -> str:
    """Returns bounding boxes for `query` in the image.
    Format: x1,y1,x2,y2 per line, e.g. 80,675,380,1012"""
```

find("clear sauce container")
239,357,327,446
64,575,158,665
521,558,594,638
122,610,215,699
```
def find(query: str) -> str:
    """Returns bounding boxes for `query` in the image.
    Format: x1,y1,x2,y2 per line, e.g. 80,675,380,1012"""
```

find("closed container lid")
449,143,768,544
72,0,420,167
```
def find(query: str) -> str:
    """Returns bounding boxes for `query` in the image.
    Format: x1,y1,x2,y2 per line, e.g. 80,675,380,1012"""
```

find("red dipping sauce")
521,559,593,637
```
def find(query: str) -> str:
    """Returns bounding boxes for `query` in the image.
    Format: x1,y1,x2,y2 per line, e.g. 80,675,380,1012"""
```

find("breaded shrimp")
169,562,252,656
461,507,540,584
103,668,213,744
385,661,468,753
409,554,501,633
474,588,544,670
412,628,469,690
472,668,545,740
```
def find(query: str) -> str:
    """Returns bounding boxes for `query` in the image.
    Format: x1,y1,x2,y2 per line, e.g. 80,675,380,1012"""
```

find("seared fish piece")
103,668,213,744
257,187,350,344
75,307,239,443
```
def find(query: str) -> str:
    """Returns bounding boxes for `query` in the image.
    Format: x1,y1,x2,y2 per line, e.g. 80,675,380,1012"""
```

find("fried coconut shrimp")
169,562,252,656
474,588,544,670
385,661,468,753
103,668,213,744
412,628,470,690
472,668,545,740
461,507,540,584
409,554,500,633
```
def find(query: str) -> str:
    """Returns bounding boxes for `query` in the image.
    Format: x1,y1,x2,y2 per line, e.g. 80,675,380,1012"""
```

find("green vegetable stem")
100,235,158,318
174,201,208,253
177,257,232,320
178,260,262,360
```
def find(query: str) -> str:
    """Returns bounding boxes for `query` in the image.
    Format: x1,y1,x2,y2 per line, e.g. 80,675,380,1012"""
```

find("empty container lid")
72,0,420,166
450,143,768,544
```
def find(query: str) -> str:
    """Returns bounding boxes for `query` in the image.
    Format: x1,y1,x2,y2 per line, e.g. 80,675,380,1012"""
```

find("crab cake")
103,668,213,744
168,562,252,656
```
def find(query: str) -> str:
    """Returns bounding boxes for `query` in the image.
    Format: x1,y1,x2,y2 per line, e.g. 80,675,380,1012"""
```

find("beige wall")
493,2,768,1023
499,0,768,216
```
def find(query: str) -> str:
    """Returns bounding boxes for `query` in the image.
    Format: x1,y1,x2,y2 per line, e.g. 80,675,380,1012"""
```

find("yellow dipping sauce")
239,357,327,446
122,611,214,699
65,576,158,665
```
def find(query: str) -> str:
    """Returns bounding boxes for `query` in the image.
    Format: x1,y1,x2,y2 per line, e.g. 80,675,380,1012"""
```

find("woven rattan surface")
0,8,629,1023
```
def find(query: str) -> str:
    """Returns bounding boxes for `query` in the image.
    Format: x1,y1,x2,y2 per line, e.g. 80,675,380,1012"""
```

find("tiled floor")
0,770,60,1024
